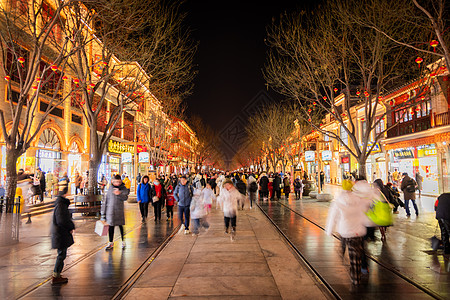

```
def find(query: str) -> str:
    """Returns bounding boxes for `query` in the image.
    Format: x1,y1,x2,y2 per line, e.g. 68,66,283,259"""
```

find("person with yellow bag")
372,179,394,241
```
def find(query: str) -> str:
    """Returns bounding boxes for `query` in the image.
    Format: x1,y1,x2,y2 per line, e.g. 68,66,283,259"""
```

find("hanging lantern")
17,57,25,67
73,78,80,84
389,100,394,106
32,85,38,90
62,75,68,81
90,83,96,88
4,75,10,82
356,91,361,96
342,113,346,117
51,65,58,72
80,101,85,105
117,79,122,83
361,117,365,121
319,123,323,126
106,110,110,113
35,77,41,82
322,96,327,100
308,118,312,122
308,108,312,113
415,106,421,112
430,40,439,52
333,87,338,93
415,57,423,68
313,101,316,106
378,96,383,101
102,61,108,66
364,91,369,97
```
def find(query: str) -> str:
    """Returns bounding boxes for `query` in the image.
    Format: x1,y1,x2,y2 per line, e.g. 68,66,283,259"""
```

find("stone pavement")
124,207,329,300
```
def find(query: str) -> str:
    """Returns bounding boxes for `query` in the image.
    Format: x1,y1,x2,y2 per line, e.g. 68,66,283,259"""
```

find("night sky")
183,0,315,132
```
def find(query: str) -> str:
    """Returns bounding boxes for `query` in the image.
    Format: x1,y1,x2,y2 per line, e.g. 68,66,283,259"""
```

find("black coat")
436,193,450,220
51,195,75,249
236,181,247,195
273,176,282,191
259,176,269,191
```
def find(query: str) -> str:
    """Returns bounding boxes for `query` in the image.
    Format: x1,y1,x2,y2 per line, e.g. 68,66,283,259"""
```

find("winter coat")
294,178,303,192
415,173,423,190
123,177,131,190
325,190,371,238
152,182,164,206
223,188,243,218
101,182,129,226
202,188,215,205
190,189,206,219
259,176,269,191
174,183,193,207
283,177,291,194
137,182,152,203
247,176,258,193
236,180,247,195
400,175,417,200
273,176,282,191
75,175,82,188
51,195,75,249
436,193,450,220
166,185,175,206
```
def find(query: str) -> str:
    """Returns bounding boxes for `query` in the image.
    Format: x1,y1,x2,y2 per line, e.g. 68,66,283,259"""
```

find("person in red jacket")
166,185,175,221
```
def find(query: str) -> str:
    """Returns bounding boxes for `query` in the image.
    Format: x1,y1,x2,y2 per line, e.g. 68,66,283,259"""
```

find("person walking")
123,175,131,191
294,177,303,200
435,193,450,256
222,178,244,241
102,175,130,250
236,177,247,209
165,184,175,221
320,171,325,191
247,175,258,208
386,182,402,214
273,173,282,200
326,180,372,285
51,186,75,285
203,182,215,214
283,175,291,199
190,189,209,236
74,172,82,195
152,179,164,222
137,175,152,222
174,175,194,234
258,173,269,200
415,171,423,198
401,172,418,217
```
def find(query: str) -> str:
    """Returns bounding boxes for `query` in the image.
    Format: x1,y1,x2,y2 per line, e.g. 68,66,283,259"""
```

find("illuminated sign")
121,152,132,163
305,151,315,162
137,145,147,153
108,140,134,154
37,150,61,159
341,156,350,164
393,149,414,159
322,150,332,161
138,152,149,163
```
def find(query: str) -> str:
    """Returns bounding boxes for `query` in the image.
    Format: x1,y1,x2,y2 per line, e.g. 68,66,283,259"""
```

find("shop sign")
368,143,381,153
393,149,414,159
138,152,149,163
322,150,332,161
25,157,35,166
305,151,315,162
418,144,436,157
121,152,132,163
37,150,61,159
108,140,134,154
341,156,350,164
137,145,148,153
110,157,120,164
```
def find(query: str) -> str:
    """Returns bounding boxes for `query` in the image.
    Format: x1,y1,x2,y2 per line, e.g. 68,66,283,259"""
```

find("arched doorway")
36,128,63,177
68,140,83,193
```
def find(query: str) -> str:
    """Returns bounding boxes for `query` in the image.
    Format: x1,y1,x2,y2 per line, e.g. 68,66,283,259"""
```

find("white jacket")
325,189,372,238
190,189,206,219
202,188,215,205
222,188,243,218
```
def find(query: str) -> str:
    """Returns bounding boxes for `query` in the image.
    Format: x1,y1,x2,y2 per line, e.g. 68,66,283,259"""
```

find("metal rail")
271,199,444,300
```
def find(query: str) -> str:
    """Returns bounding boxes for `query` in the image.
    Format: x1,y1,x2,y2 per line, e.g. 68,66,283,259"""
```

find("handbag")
365,194,393,226
95,220,109,236
431,223,443,251
152,196,159,202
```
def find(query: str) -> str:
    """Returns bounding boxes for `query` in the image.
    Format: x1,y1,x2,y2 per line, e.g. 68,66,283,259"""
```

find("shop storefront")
365,143,386,182
107,139,135,181
37,128,64,176
339,154,350,180
322,150,332,183
388,144,439,195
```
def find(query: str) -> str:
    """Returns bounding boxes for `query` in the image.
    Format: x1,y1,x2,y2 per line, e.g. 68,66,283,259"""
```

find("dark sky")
183,0,314,132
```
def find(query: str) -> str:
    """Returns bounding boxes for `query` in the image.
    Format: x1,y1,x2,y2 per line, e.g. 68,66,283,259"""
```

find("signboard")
137,145,148,153
393,149,414,159
341,156,350,164
108,140,134,154
418,144,436,157
368,143,381,153
121,152,132,163
305,151,315,162
37,150,61,159
138,152,149,163
321,150,332,161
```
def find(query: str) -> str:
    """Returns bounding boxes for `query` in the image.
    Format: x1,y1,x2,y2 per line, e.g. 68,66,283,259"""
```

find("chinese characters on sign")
108,140,134,154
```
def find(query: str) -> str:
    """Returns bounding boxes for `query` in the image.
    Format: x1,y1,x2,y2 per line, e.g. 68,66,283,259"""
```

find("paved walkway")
124,207,328,300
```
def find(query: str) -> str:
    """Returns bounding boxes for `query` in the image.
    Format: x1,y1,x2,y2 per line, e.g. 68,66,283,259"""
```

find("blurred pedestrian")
174,175,193,234
247,175,258,208
74,172,82,195
436,193,450,256
152,178,164,222
401,172,418,217
415,171,423,198
386,182,402,214
294,177,303,200
51,186,74,285
258,173,269,200
273,173,282,200
283,174,291,199
222,178,244,241
320,171,325,191
102,175,129,250
166,184,175,221
203,182,215,214
123,175,131,191
137,175,151,222
191,189,209,236
326,180,372,285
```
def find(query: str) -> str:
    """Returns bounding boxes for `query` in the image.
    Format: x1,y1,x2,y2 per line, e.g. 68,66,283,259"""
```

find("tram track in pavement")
16,214,181,300
257,199,445,300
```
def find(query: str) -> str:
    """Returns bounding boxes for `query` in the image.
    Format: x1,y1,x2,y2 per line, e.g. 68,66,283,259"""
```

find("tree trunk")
5,147,19,212
87,130,101,195
358,158,367,180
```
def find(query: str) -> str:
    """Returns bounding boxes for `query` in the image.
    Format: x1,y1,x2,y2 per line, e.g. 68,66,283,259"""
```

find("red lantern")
90,83,96,88
51,65,58,72
308,118,312,122
18,57,25,67
356,91,361,96
319,123,323,126
333,87,338,93
361,117,365,121
35,77,41,82
4,76,10,82
364,91,369,97
415,106,421,112
430,40,439,52
378,96,383,101
323,96,327,100
308,108,312,113
62,75,68,81
32,85,38,90
73,78,80,84
389,100,394,106
415,57,423,68
106,110,110,113
313,101,316,106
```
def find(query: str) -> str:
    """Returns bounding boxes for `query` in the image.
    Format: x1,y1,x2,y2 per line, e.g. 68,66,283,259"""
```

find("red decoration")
361,117,365,121
35,77,41,82
313,101,316,106
322,96,327,100
430,40,439,52
4,76,10,82
308,118,312,122
389,100,394,106
356,91,361,96
51,65,58,72
308,108,312,113
333,87,338,93
73,78,80,84
415,57,423,68
364,91,369,97
18,57,25,67
90,83,96,87
32,85,37,90
62,75,68,80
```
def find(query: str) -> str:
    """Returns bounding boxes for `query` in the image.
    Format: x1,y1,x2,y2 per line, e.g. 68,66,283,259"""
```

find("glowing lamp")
313,101,316,106
308,108,312,113
415,57,423,68
90,83,96,87
32,85,38,90
364,91,369,97
4,76,10,81
18,57,25,67
389,100,394,106
430,40,439,52
322,96,327,100
333,87,338,93
62,75,68,80
51,65,58,72
73,78,80,84
35,77,41,82
308,118,311,122
356,91,361,96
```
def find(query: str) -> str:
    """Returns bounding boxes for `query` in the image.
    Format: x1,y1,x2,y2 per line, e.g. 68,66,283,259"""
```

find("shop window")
123,112,134,141
375,118,385,135
71,113,82,125
340,125,348,145
69,141,80,153
5,44,28,83
38,128,61,150
40,101,64,118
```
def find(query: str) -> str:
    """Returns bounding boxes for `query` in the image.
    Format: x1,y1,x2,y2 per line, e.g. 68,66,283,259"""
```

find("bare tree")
0,0,84,208
264,0,438,178
189,115,220,170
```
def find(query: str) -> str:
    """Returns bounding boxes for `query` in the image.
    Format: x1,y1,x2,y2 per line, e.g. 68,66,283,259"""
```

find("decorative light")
308,108,312,113
308,118,312,122
313,101,316,106
90,83,96,87
430,40,439,52
62,75,68,80
32,85,38,90
51,65,58,72
356,91,361,96
333,87,338,93
4,76,10,81
18,57,25,67
35,77,41,82
415,57,423,68
364,91,369,97
389,100,394,106
322,96,327,100
73,78,80,84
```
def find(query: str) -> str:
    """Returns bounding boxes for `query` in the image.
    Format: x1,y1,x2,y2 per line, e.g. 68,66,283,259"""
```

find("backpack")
406,179,416,193
249,182,258,193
